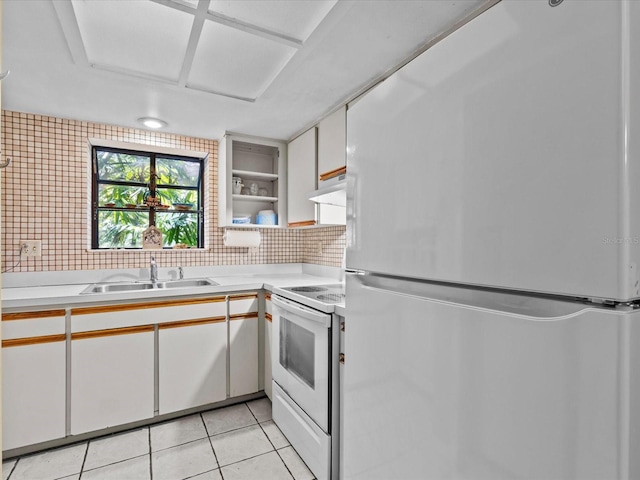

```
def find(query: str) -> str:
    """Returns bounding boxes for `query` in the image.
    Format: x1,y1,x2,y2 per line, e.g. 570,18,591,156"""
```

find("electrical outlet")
20,240,41,258
316,241,323,255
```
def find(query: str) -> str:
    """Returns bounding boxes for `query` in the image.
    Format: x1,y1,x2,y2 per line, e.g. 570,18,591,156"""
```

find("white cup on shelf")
232,177,243,194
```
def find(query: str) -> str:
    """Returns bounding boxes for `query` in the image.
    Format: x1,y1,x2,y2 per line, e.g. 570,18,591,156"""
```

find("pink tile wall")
1,110,344,272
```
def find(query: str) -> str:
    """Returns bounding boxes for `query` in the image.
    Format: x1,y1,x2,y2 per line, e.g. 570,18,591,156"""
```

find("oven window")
279,316,315,389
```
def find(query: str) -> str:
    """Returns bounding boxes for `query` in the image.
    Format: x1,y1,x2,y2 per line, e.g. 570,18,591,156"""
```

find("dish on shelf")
103,202,116,208
173,203,193,211
156,204,170,210
232,215,252,224
125,204,137,209
256,210,277,225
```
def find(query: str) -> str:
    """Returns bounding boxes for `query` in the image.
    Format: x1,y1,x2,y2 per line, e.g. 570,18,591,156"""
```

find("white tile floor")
2,398,315,480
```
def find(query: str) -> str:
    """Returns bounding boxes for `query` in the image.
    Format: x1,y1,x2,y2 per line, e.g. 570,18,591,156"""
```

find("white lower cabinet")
2,310,67,450
3,341,67,450
229,293,259,397
4,290,274,453
70,328,155,435
159,319,227,414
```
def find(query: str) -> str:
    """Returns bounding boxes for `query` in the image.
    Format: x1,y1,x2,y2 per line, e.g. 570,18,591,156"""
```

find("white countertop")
1,264,345,312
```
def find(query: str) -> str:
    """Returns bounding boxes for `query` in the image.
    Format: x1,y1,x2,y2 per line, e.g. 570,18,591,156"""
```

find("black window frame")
91,145,205,250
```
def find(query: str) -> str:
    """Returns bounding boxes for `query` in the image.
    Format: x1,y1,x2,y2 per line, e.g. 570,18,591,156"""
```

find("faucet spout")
150,256,158,283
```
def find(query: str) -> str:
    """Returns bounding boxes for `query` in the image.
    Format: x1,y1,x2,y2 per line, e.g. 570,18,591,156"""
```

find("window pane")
98,184,148,207
97,211,149,248
155,212,199,247
97,150,150,183
155,187,198,207
156,157,200,187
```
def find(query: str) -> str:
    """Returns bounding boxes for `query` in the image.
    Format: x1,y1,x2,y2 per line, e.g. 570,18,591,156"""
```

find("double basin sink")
81,278,218,295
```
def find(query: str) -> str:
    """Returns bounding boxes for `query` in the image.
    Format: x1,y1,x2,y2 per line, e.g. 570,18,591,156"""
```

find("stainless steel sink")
80,278,218,294
155,279,217,289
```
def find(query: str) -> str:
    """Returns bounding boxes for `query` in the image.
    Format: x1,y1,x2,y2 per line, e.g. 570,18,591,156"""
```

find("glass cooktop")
283,284,345,304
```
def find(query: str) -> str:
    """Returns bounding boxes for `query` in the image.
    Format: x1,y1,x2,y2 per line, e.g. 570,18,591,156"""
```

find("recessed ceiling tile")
71,0,194,81
188,21,296,100
209,0,337,42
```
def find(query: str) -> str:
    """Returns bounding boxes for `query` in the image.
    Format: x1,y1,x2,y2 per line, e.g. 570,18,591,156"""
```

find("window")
91,146,204,249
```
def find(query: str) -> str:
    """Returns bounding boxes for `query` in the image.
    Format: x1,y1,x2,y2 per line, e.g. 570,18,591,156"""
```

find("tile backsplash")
1,110,345,273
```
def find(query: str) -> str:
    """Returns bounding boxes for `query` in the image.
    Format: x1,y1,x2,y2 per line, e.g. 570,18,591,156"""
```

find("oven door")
272,294,331,432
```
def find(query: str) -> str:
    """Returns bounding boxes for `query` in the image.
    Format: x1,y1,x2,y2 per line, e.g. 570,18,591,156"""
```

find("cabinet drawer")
229,293,259,317
71,296,226,332
2,310,66,340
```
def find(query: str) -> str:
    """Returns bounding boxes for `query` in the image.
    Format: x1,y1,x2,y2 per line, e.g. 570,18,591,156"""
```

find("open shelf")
220,134,287,228
232,194,278,203
231,169,279,182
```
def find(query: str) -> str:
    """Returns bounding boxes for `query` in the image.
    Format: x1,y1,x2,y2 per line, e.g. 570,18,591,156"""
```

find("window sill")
87,248,212,254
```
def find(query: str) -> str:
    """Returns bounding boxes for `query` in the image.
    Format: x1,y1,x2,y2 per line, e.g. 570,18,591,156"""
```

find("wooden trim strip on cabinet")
158,316,227,330
71,325,155,340
265,313,272,322
2,334,67,348
319,165,346,182
229,313,259,321
288,220,316,228
228,293,258,301
71,296,226,316
3,310,67,321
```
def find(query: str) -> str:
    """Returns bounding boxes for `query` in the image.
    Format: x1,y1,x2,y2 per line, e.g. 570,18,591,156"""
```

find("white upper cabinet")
219,134,287,227
287,127,317,227
317,106,346,180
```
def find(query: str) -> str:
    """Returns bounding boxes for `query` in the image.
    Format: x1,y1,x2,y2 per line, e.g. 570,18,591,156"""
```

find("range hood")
308,174,346,207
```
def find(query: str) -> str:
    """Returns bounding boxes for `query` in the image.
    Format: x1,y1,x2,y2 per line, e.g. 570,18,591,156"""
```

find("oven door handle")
272,295,331,327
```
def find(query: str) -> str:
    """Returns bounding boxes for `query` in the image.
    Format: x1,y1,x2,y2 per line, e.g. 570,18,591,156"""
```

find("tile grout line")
149,426,153,480
78,453,151,475
5,458,19,480
200,412,224,480
78,440,90,479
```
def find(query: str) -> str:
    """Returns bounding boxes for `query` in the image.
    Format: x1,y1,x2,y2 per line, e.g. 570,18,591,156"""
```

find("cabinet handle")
2,334,66,348
71,325,154,340
339,353,345,364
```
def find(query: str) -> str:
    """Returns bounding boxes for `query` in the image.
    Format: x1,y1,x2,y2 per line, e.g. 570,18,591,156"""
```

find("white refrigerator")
342,1,640,479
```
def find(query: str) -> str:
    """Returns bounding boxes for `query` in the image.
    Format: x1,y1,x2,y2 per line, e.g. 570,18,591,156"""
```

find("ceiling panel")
71,0,194,81
208,0,337,42
188,20,297,99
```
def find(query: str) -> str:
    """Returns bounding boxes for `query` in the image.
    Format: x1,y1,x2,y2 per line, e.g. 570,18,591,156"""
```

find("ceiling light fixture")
138,117,167,129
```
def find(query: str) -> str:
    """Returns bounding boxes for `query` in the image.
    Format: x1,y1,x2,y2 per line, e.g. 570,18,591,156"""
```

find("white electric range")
270,283,344,480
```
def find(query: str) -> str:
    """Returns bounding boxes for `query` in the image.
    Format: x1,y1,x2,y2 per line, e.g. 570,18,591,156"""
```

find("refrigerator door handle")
354,273,596,321
345,269,365,275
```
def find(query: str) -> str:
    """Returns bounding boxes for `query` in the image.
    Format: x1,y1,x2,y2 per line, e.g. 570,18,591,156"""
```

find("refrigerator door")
342,274,639,480
346,0,640,301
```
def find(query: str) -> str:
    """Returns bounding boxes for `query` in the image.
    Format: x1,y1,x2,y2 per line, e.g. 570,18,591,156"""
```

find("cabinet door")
229,293,259,397
318,106,346,179
264,294,273,400
71,327,154,435
287,127,317,227
158,319,227,414
2,310,67,450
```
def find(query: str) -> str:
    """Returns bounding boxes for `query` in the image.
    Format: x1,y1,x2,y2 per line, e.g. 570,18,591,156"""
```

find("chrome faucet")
178,266,184,280
150,256,158,283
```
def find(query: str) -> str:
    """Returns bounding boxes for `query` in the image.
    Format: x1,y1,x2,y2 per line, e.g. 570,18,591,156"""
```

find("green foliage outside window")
92,147,204,249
